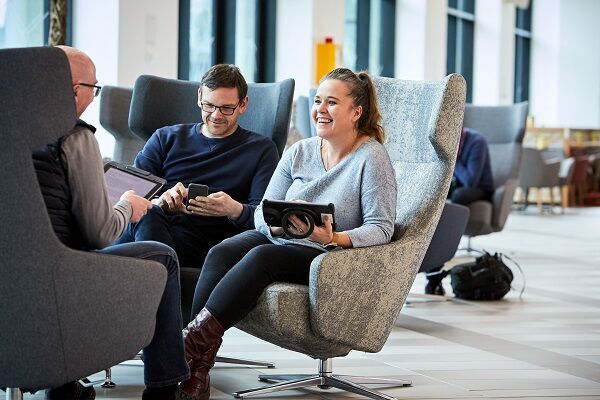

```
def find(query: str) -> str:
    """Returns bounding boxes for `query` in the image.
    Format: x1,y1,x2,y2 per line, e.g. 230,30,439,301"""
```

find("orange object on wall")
315,36,336,85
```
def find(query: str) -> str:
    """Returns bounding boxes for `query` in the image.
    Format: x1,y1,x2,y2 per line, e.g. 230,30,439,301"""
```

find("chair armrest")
53,249,167,379
308,239,419,353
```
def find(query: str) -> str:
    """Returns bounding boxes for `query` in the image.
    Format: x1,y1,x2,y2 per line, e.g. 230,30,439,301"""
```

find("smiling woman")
176,67,397,400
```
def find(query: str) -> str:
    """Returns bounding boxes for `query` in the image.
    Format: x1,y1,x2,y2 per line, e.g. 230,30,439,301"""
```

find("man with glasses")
33,46,189,400
116,64,279,276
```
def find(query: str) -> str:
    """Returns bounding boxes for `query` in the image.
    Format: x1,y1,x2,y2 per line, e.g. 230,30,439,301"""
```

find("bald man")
32,46,189,400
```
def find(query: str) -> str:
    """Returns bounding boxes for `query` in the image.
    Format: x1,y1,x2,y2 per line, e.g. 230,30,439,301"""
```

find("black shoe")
143,384,178,400
425,280,446,296
45,381,95,400
425,269,447,296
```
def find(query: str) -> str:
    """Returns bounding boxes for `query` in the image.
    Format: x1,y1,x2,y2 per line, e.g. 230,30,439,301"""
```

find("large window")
180,0,276,82
447,0,475,103
0,0,47,48
514,1,532,103
0,0,72,49
344,0,395,77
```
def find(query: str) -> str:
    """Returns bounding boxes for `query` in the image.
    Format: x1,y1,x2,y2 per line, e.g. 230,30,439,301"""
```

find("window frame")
179,0,276,82
446,0,475,103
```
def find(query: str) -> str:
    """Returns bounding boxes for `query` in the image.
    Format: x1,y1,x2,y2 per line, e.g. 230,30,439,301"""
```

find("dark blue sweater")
454,128,494,192
134,123,279,231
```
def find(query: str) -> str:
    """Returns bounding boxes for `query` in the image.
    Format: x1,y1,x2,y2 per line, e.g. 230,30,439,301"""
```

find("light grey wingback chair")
233,74,466,400
99,85,145,164
462,102,528,248
0,47,167,400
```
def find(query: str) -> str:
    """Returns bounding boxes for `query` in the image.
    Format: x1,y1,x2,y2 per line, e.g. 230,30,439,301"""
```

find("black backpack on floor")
450,252,514,300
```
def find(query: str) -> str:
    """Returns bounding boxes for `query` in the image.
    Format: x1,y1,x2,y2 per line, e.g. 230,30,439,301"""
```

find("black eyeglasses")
76,83,102,97
199,102,239,116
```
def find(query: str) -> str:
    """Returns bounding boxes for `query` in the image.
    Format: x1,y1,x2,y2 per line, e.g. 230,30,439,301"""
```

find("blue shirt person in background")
115,64,279,271
448,127,494,205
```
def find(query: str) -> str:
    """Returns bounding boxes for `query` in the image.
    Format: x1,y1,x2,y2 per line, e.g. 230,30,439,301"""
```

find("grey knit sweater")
255,136,397,251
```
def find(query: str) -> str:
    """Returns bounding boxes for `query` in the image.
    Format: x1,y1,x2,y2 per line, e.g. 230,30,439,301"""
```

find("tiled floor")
29,206,600,399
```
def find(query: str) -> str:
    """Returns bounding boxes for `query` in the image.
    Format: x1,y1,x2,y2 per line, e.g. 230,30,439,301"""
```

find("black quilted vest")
32,119,96,250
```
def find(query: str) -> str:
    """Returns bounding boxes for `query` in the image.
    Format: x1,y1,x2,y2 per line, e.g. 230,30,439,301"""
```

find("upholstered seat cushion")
237,283,352,359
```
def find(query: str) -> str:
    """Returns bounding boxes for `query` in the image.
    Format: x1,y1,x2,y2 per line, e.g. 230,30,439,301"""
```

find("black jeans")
449,186,493,206
191,230,324,329
98,241,189,387
116,205,235,270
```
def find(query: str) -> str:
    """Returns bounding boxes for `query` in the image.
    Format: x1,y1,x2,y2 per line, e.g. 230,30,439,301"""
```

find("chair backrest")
128,75,295,156
519,147,545,185
464,102,528,188
376,75,466,242
0,47,167,392
295,95,312,139
99,85,146,164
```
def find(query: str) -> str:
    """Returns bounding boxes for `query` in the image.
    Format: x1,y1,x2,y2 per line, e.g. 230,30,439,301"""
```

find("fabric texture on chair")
128,75,294,156
462,102,528,236
518,147,561,211
236,74,467,360
0,47,167,392
99,85,145,164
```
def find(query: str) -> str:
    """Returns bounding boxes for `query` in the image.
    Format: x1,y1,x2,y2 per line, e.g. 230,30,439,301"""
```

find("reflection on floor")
29,207,600,399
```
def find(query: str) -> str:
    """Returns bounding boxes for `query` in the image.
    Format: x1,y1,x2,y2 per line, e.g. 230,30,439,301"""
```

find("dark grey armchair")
233,74,466,400
0,47,167,400
99,85,146,164
462,102,528,247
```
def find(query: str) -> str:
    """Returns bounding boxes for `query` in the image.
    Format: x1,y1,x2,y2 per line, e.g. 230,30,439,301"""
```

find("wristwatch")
323,232,340,249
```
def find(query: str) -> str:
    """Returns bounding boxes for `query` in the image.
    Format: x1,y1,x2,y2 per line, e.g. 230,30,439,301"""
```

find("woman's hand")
287,214,333,245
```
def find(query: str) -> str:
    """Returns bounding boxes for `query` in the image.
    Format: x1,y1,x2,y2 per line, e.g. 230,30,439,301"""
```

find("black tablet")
104,161,166,205
262,199,336,239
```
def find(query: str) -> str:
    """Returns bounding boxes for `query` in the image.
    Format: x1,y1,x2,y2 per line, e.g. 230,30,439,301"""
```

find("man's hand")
154,182,188,214
120,190,152,223
187,191,243,220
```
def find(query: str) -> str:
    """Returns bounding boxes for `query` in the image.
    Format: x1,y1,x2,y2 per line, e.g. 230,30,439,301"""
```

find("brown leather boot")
175,308,225,400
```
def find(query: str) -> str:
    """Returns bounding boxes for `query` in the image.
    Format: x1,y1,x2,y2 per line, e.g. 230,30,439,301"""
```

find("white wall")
396,0,446,81
530,0,600,127
72,0,179,157
275,0,345,98
472,0,515,105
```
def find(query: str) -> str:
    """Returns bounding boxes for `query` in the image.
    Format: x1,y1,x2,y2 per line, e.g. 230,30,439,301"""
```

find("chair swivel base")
216,355,275,368
233,359,411,400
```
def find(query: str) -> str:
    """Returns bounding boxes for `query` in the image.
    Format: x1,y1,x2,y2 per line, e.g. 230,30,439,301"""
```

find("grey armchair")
0,48,167,400
462,102,528,246
517,147,561,213
233,74,466,400
99,85,146,164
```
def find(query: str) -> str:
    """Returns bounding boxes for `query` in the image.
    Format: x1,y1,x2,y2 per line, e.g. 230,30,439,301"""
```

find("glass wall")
181,0,274,82
514,1,532,103
447,0,475,102
0,0,47,49
343,0,395,77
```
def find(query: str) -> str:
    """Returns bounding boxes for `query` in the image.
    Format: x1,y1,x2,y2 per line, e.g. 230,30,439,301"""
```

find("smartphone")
186,183,209,207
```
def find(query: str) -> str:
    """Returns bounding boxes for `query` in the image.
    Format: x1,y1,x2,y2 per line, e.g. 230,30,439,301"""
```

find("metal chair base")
233,359,411,400
92,353,275,388
216,355,276,368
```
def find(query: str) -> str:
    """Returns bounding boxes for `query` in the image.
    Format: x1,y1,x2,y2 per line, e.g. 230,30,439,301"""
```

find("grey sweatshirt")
255,136,397,250
60,125,132,249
